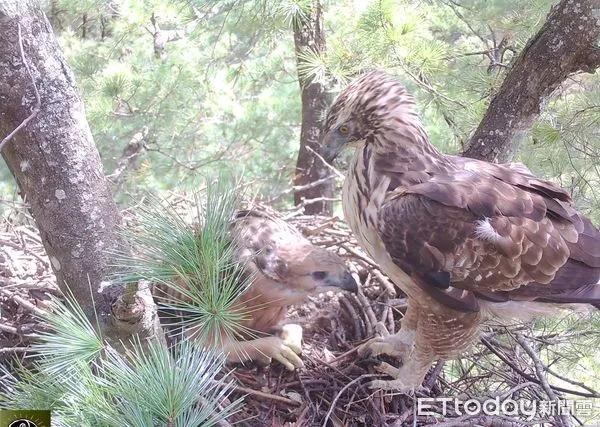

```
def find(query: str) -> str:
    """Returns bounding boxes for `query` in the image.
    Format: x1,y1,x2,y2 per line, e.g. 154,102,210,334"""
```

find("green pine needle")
110,178,255,348
32,290,104,376
275,0,312,30
0,302,242,426
296,47,328,86
99,338,242,426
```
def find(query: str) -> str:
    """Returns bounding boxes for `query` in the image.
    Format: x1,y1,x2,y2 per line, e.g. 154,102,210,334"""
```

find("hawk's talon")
358,332,414,359
373,360,401,377
253,335,304,370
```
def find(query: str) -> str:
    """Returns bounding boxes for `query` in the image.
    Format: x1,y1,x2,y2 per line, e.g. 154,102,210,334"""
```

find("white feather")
474,219,503,243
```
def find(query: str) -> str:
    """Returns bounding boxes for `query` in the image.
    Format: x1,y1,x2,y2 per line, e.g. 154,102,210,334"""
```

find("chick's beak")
325,271,359,294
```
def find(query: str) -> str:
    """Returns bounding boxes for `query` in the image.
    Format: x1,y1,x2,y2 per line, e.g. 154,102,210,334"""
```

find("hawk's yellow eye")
339,125,349,134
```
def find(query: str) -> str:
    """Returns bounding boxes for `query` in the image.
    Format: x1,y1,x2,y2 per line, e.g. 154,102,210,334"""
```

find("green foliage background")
1,0,599,219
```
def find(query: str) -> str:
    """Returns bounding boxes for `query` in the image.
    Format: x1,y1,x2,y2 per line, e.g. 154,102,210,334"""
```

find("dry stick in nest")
321,373,384,427
300,216,341,236
357,277,378,332
372,269,396,298
341,244,378,268
386,304,395,335
1,237,50,268
0,321,38,337
339,294,364,341
0,289,47,317
227,382,301,407
267,175,337,205
15,226,43,244
354,294,374,338
0,346,29,354
304,354,385,423
516,334,571,427
295,370,313,404
328,344,364,368
282,197,341,220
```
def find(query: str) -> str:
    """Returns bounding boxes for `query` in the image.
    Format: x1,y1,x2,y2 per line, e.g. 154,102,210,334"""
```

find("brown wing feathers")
380,159,600,311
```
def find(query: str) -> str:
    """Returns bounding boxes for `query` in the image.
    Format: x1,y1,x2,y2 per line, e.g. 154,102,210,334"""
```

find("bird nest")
1,212,599,426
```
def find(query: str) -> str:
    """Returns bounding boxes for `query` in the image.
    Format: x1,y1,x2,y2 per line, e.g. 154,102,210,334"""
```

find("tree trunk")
463,0,600,163
293,0,333,215
0,0,159,344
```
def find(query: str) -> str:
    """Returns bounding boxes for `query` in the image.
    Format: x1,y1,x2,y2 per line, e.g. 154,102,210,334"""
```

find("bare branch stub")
0,23,41,152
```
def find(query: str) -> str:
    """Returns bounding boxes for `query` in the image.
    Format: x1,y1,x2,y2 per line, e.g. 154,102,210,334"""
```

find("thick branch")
0,0,160,344
463,0,600,163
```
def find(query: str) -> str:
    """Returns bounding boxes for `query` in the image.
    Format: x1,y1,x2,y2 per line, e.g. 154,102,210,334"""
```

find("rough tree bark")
293,0,334,215
0,0,159,344
463,0,600,163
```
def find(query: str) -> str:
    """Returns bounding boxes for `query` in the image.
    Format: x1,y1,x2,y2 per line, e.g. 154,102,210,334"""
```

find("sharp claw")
273,354,295,371
373,360,401,377
355,358,382,368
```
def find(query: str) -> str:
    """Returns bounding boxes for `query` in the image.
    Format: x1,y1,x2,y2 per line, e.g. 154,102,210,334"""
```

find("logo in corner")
0,410,50,427
9,419,38,427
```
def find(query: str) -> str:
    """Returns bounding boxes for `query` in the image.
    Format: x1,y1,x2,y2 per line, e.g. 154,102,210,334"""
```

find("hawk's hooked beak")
324,271,359,294
321,130,346,164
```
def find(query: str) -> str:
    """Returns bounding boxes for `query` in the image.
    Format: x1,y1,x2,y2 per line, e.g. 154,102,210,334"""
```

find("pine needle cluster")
0,292,242,426
112,180,254,348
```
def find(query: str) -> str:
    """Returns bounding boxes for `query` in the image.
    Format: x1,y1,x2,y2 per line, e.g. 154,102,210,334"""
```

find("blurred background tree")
2,0,599,219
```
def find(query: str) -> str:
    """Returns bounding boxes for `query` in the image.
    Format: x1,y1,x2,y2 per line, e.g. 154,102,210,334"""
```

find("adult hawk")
155,209,358,370
321,71,600,391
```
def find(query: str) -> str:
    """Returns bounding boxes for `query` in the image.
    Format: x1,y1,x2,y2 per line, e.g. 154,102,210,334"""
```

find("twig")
305,146,345,179
329,344,363,367
357,288,377,337
0,289,47,316
266,175,337,204
496,381,539,400
480,338,598,398
230,383,301,407
0,322,19,335
282,197,340,220
386,303,395,334
341,244,378,269
15,226,42,244
0,321,39,338
0,346,29,354
516,334,570,427
0,23,41,151
546,366,600,397
372,269,396,297
339,294,363,341
321,374,383,427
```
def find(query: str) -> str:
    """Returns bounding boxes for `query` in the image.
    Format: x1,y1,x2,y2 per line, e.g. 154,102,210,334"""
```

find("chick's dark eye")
311,271,328,280
338,125,349,134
